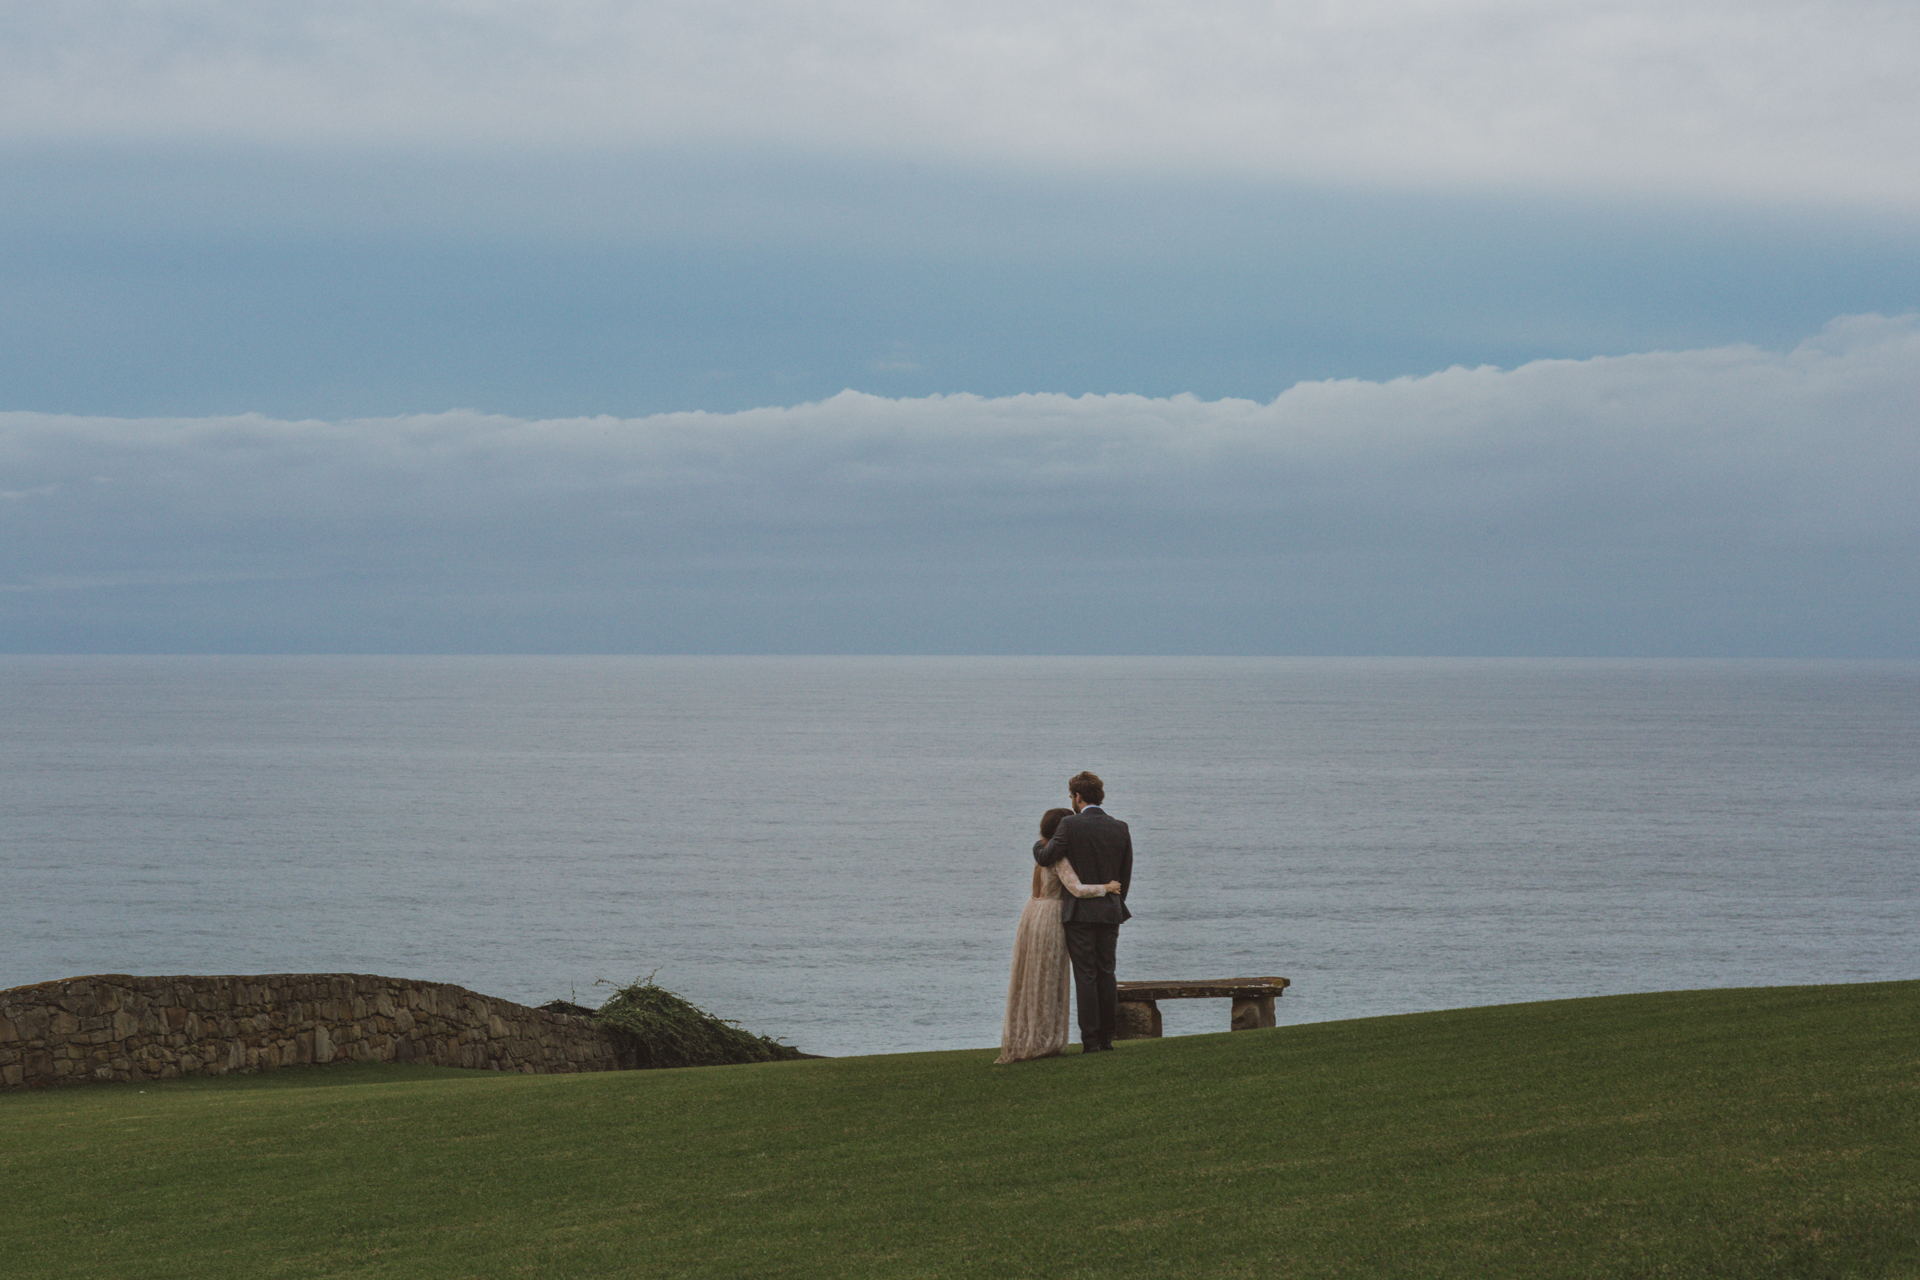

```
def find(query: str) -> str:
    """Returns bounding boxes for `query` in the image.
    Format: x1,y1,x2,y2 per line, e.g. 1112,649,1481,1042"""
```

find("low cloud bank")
3,316,1917,655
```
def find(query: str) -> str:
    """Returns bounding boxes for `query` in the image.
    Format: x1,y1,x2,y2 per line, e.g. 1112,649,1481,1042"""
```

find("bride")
995,807,1122,1063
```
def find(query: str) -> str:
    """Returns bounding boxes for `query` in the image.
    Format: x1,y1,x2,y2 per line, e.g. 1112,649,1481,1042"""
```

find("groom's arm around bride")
1033,770,1133,1052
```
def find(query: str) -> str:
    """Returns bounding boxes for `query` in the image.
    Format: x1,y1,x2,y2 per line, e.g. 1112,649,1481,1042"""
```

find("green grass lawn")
4,982,1916,1278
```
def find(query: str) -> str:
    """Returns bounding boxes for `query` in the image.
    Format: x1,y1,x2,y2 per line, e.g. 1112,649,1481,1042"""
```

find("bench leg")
1116,1000,1162,1040
1231,995,1276,1031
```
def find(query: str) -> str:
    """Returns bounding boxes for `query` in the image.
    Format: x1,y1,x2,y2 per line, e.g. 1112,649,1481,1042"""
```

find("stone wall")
0,973,624,1090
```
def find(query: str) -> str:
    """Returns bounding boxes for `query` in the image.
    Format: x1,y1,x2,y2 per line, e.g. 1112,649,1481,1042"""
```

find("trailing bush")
583,978,806,1069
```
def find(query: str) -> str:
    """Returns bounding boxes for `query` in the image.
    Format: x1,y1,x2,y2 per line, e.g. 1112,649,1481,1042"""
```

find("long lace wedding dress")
995,859,1108,1064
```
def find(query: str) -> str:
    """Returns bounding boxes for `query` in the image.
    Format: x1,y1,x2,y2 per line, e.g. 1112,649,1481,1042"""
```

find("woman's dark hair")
1039,807,1073,840
1068,770,1105,805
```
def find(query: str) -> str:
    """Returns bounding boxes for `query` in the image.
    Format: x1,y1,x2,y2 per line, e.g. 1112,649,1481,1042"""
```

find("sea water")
3,656,1915,1057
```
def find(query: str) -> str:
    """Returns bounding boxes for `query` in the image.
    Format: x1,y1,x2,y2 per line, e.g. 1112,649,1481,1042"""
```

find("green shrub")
583,976,805,1069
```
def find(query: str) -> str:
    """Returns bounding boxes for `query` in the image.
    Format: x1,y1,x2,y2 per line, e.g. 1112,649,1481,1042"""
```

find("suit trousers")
1063,921,1121,1046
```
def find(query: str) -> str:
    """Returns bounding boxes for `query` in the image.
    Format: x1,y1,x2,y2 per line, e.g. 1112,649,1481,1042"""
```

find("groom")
1033,770,1133,1053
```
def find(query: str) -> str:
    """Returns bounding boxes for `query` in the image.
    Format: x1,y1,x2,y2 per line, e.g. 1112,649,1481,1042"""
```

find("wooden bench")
1115,977,1289,1039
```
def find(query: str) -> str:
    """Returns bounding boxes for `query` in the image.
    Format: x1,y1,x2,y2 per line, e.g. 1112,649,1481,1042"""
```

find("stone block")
1230,995,1277,1031
51,1012,80,1036
1115,1000,1162,1040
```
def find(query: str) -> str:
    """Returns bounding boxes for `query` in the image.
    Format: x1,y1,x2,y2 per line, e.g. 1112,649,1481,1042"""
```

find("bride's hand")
1106,881,1122,894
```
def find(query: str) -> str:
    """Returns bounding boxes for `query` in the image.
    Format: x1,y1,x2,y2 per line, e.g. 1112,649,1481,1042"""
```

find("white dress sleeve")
1055,858,1108,897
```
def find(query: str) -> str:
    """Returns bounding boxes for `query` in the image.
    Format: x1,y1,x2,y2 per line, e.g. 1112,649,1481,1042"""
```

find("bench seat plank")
1117,977,1289,1001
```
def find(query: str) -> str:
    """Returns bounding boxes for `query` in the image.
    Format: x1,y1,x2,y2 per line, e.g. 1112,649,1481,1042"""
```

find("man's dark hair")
1040,807,1072,840
1068,771,1105,805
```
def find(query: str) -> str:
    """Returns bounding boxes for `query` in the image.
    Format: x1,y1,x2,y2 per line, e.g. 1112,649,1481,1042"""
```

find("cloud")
3,314,1915,655
6,312,1914,541
3,1,1917,210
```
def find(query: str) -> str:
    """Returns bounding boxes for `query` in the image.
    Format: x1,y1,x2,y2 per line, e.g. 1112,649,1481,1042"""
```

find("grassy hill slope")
3,981,1916,1278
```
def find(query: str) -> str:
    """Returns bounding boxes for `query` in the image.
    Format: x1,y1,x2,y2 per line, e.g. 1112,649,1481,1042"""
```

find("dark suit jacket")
1033,806,1133,925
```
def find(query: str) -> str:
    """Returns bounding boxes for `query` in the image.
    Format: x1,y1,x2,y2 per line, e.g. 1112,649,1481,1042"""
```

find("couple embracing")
995,771,1134,1063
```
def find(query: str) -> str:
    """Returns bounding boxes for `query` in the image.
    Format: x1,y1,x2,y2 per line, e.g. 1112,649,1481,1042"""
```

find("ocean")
3,656,1915,1057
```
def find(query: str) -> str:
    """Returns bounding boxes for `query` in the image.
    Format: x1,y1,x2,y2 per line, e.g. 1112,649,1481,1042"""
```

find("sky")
3,0,1917,655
